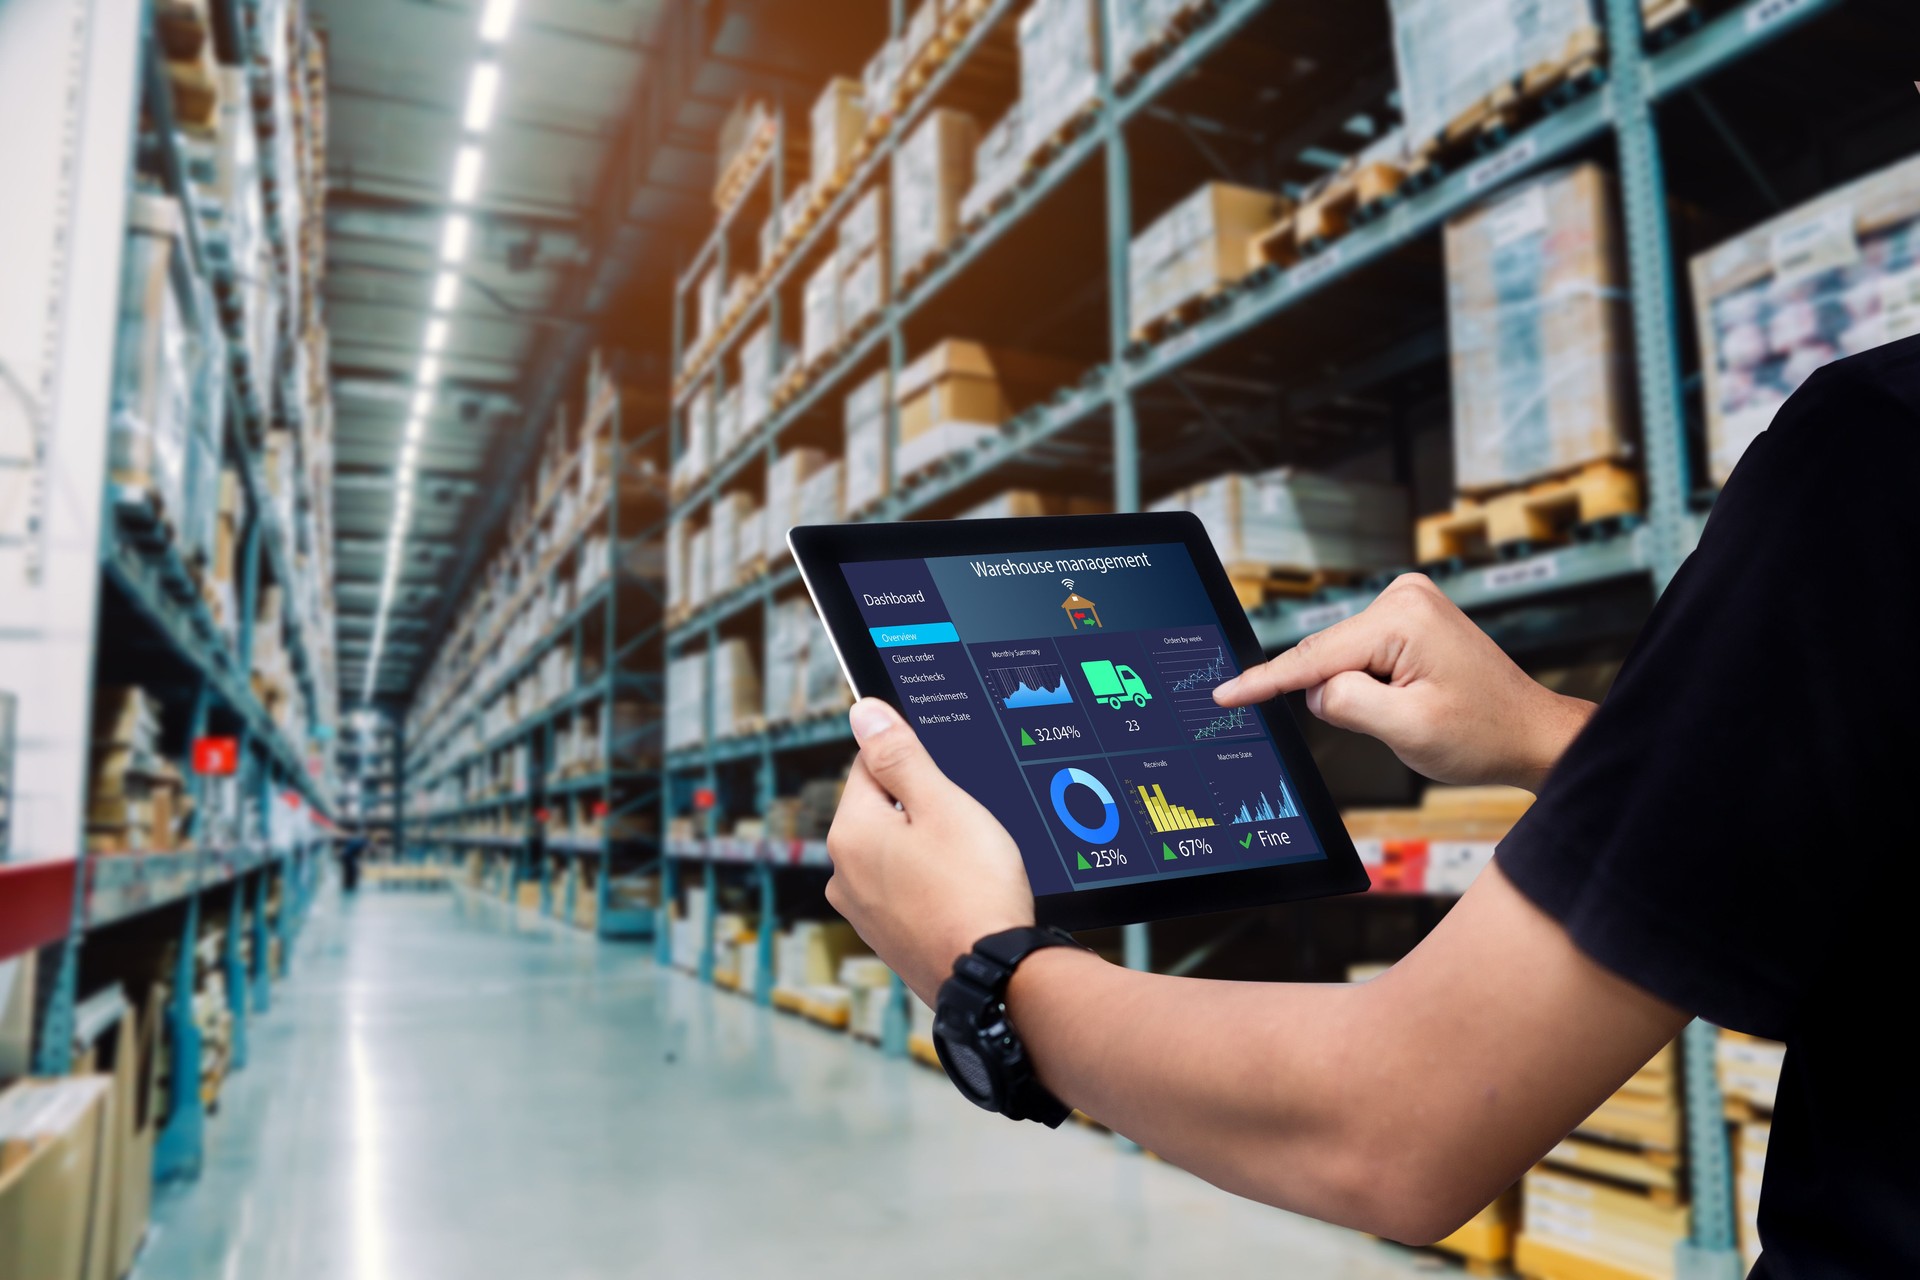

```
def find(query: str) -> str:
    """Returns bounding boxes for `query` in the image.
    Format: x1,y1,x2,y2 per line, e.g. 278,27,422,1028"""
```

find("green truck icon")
1080,660,1152,709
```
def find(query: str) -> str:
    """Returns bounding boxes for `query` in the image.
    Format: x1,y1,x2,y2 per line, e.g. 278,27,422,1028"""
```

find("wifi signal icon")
1061,578,1074,590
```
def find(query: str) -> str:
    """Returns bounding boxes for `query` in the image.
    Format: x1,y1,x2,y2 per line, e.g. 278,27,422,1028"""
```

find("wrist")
1512,693,1596,792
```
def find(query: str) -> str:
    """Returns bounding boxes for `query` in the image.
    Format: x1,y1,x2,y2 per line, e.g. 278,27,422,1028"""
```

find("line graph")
1149,637,1259,743
986,662,1073,709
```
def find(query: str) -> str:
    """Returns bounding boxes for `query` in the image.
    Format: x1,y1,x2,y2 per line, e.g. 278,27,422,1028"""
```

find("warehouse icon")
1060,588,1102,630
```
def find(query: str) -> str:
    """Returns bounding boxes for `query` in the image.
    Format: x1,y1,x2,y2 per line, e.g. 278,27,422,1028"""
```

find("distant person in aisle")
823,339,1920,1277
339,830,367,894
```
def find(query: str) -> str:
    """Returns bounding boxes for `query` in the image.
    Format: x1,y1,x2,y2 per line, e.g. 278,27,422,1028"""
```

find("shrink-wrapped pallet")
740,324,775,435
1387,0,1599,148
1108,0,1189,69
1150,470,1410,573
671,382,713,496
1444,164,1634,493
1128,182,1281,336
839,185,887,262
685,526,711,610
799,460,843,528
1690,153,1920,486
113,192,195,520
892,109,978,281
714,384,745,460
666,652,706,752
962,103,1025,227
708,491,754,595
712,637,761,737
843,370,892,513
840,248,886,335
863,38,902,117
1017,0,1099,156
811,77,865,193
802,248,841,367
766,447,831,562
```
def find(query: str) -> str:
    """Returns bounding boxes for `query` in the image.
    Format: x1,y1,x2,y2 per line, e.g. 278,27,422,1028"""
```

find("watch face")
942,1037,994,1102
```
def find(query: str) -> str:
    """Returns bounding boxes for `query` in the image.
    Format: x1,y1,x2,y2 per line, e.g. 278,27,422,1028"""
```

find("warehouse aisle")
135,888,1433,1280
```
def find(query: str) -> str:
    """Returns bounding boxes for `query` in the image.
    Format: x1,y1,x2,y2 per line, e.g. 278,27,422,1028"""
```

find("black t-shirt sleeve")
1495,352,1920,1042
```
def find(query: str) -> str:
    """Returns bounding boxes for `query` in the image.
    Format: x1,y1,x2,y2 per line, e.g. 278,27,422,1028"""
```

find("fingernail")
1213,676,1240,703
849,698,900,744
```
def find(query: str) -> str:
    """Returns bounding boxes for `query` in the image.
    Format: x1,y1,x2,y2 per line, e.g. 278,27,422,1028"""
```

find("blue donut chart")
1048,767,1121,845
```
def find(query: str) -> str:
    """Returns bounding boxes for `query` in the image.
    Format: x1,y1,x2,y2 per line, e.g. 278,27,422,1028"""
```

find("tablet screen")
840,541,1330,897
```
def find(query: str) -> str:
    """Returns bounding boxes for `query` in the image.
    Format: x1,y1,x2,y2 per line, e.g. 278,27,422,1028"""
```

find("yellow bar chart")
1134,783,1216,833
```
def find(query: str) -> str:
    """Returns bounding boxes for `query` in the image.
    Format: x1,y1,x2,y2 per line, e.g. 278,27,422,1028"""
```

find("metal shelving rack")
652,0,1852,1272
0,0,334,1186
401,388,668,938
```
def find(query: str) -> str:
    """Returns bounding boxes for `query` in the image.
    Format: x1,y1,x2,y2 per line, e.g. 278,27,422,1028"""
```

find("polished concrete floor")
135,885,1443,1280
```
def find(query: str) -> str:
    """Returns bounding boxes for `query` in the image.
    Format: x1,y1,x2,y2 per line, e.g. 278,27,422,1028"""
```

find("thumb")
1304,669,1416,741
848,698,946,812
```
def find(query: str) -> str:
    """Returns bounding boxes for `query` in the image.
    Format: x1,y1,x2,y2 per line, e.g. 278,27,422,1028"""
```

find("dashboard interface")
840,542,1328,897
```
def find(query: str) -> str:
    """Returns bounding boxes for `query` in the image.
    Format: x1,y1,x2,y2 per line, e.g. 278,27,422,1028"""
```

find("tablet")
789,512,1370,931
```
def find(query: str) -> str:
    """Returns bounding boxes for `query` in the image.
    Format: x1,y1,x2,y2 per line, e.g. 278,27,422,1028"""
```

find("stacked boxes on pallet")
87,688,182,855
803,251,842,369
841,956,897,1043
1016,0,1100,157
1716,1029,1784,1272
842,371,892,514
892,109,978,282
839,186,888,335
1444,164,1637,494
811,77,866,194
112,193,200,530
1128,183,1283,337
1387,0,1601,151
771,920,867,1023
963,103,1025,226
1109,0,1192,69
1689,153,1920,486
1339,785,1532,895
1517,1041,1690,1280
765,597,855,726
1150,470,1411,584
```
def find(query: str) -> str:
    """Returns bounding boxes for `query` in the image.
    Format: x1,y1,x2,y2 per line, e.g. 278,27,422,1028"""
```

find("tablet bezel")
789,511,1371,931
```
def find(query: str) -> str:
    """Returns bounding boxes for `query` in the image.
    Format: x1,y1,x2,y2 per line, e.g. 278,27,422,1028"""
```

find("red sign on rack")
591,800,609,819
693,787,716,812
192,737,239,776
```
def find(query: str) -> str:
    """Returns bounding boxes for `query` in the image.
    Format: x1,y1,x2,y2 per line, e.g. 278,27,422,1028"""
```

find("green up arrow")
1076,852,1092,871
1020,729,1035,747
1162,842,1177,861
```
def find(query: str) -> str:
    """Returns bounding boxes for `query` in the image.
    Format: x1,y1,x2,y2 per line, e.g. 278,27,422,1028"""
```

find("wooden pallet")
1641,0,1721,45
1253,161,1403,267
1128,281,1233,346
1406,27,1606,188
1224,562,1359,610
1114,0,1222,91
1416,462,1641,564
713,119,775,215
1544,1135,1680,1198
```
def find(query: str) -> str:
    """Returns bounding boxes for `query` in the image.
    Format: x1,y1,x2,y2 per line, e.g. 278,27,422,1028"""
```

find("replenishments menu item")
841,543,1327,897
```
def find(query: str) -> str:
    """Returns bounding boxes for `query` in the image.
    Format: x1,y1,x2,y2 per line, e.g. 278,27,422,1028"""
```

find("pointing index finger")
1214,608,1404,706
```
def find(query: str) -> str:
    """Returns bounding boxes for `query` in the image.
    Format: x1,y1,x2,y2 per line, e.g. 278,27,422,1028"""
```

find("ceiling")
314,0,902,711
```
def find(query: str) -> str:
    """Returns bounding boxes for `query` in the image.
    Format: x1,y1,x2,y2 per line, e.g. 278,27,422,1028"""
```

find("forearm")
1512,691,1598,792
1005,948,1407,1235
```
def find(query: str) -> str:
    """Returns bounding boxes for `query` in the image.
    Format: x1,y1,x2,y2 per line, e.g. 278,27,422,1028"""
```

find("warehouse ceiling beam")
325,200,592,264
333,471,485,498
325,268,594,332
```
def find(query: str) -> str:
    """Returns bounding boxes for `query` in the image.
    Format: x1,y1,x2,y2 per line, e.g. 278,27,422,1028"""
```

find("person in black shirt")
821,337,1920,1276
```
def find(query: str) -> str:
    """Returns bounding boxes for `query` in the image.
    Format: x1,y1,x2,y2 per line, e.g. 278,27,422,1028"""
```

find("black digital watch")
931,926,1085,1127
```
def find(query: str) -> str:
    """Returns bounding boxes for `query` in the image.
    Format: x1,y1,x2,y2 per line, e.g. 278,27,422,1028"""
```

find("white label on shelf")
1292,598,1357,633
1466,135,1539,195
1481,555,1560,592
1770,202,1858,286
1743,0,1820,36
1286,243,1346,294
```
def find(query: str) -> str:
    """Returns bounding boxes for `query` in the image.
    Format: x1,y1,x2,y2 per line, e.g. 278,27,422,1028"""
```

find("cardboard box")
958,490,1105,520
1388,0,1599,147
896,340,1006,444
839,185,887,263
1128,182,1280,334
1149,469,1411,573
1445,164,1635,492
802,249,841,367
713,637,761,737
811,77,865,193
862,37,902,116
1017,0,1100,155
1690,152,1920,486
0,1076,116,1280
840,249,886,334
962,103,1024,227
892,109,978,280
739,325,775,435
843,370,892,513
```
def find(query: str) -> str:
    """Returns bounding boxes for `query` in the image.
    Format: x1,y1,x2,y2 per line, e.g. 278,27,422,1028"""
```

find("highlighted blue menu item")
869,622,959,647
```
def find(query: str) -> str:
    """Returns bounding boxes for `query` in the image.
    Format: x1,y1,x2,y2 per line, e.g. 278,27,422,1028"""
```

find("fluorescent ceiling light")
406,417,426,443
411,390,432,418
418,356,441,386
400,442,418,470
424,318,448,352
440,214,471,265
433,270,461,311
479,0,517,42
464,63,501,132
450,145,484,203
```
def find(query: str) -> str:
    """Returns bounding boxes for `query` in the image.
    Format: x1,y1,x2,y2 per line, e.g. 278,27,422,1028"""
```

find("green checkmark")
1238,833,1254,848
